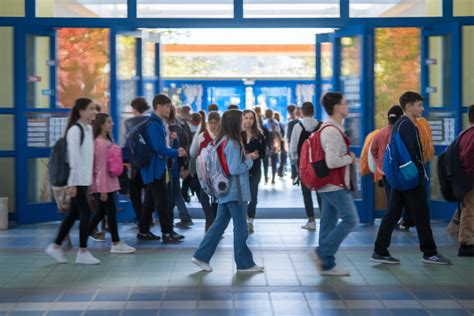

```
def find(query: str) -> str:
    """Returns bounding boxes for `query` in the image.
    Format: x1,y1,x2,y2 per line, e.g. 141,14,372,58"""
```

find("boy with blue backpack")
371,91,451,265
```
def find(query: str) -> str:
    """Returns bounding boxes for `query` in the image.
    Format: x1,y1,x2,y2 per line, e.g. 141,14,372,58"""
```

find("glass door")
421,24,460,220
20,28,64,224
315,33,334,121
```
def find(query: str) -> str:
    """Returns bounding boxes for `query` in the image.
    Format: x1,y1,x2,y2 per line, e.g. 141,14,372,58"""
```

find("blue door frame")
2,0,473,224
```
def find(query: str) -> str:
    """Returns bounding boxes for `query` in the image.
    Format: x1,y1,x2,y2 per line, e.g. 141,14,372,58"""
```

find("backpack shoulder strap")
74,123,85,146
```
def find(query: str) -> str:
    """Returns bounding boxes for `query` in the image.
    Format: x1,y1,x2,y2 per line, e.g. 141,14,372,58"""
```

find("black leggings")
89,193,120,243
55,186,91,248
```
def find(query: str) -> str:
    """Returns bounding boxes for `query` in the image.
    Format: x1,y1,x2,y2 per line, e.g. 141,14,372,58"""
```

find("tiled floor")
0,217,472,315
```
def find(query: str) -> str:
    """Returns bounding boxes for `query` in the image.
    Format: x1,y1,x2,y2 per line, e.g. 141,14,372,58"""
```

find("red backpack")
299,124,350,190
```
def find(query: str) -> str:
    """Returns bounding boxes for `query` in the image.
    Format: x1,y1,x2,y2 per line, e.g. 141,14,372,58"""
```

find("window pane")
0,0,24,16
143,42,156,78
244,0,339,18
463,26,474,106
26,35,52,108
340,36,361,110
36,0,127,18
430,156,443,201
374,28,420,129
463,111,469,130
28,158,53,204
0,115,14,151
350,0,441,17
0,158,15,212
57,28,110,111
138,0,233,18
27,112,68,148
454,0,474,16
0,28,14,108
428,36,451,108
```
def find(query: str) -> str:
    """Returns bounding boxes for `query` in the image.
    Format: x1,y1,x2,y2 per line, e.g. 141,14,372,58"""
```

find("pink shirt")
91,138,120,193
371,125,392,174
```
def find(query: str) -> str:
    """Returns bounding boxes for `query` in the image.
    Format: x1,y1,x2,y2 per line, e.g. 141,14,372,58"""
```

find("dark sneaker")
90,231,106,242
137,231,161,241
422,253,451,265
175,220,193,228
370,253,400,264
395,222,410,231
162,232,184,243
458,244,474,257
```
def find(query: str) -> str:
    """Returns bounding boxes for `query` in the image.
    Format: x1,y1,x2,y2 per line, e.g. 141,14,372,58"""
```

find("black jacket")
242,132,267,176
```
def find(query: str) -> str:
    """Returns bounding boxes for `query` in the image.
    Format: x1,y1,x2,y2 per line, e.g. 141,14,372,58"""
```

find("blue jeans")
316,189,359,271
193,201,256,269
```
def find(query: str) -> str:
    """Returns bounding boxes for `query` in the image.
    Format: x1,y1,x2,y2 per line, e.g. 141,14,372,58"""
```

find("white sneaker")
301,221,316,231
237,265,265,273
321,266,350,276
75,250,101,265
111,242,136,254
45,244,67,264
191,257,212,271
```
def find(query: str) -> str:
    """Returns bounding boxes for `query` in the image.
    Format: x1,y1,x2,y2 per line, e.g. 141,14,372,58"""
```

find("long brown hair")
215,109,243,148
66,97,93,133
243,109,263,138
93,113,112,142
198,110,207,134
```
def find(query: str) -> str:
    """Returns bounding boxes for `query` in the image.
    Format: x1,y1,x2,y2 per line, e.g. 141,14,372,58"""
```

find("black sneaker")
162,232,185,243
395,222,410,231
458,244,474,257
422,252,451,265
370,253,400,264
137,231,161,241
175,220,193,228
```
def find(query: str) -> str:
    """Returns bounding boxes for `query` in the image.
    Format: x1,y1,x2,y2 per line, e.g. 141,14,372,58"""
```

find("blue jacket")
141,113,178,184
218,139,253,204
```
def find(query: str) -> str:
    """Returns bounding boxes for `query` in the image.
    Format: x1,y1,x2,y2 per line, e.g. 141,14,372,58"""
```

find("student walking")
371,91,451,265
191,110,264,273
242,109,267,234
88,113,135,254
137,94,187,242
46,98,101,264
314,92,359,276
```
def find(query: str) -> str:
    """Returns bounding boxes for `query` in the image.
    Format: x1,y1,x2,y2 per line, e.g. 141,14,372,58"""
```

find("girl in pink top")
90,113,135,254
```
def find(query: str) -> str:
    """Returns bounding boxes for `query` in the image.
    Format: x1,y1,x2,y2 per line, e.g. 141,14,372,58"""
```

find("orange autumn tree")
57,28,110,111
375,28,421,128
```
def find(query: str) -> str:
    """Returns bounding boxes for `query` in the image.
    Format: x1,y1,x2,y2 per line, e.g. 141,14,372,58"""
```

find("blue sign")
41,89,55,96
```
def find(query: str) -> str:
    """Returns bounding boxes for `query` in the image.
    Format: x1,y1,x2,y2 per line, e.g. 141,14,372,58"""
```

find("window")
137,0,233,18
0,158,15,213
57,28,110,111
463,26,474,106
244,0,339,18
350,0,441,17
36,0,127,18
454,0,474,16
0,115,14,151
28,158,52,204
0,0,24,16
0,28,14,108
374,28,420,128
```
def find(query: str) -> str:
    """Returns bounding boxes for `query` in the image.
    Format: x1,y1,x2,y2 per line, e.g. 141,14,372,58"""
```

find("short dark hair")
387,105,404,125
95,104,101,113
182,105,192,114
131,97,150,114
399,91,423,111
152,94,172,110
287,104,296,114
321,92,343,116
190,113,202,124
227,104,239,110
264,109,273,119
301,102,314,117
208,103,219,112
469,104,474,124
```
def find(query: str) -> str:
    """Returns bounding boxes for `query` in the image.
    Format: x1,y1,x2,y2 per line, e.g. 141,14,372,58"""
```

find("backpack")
125,118,153,169
383,120,419,191
299,124,349,190
437,127,473,202
196,138,231,198
107,143,124,177
296,121,321,167
270,123,282,154
48,123,84,187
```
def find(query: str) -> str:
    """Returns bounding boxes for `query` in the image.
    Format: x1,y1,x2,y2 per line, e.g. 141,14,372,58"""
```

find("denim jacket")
218,139,253,204
141,113,178,184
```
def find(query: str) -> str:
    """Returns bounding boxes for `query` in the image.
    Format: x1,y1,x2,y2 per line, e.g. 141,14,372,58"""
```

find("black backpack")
125,118,154,169
437,127,473,202
48,123,84,187
296,120,322,167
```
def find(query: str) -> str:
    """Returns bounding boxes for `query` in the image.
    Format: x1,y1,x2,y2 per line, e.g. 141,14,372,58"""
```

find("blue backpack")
124,118,154,169
383,120,420,190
